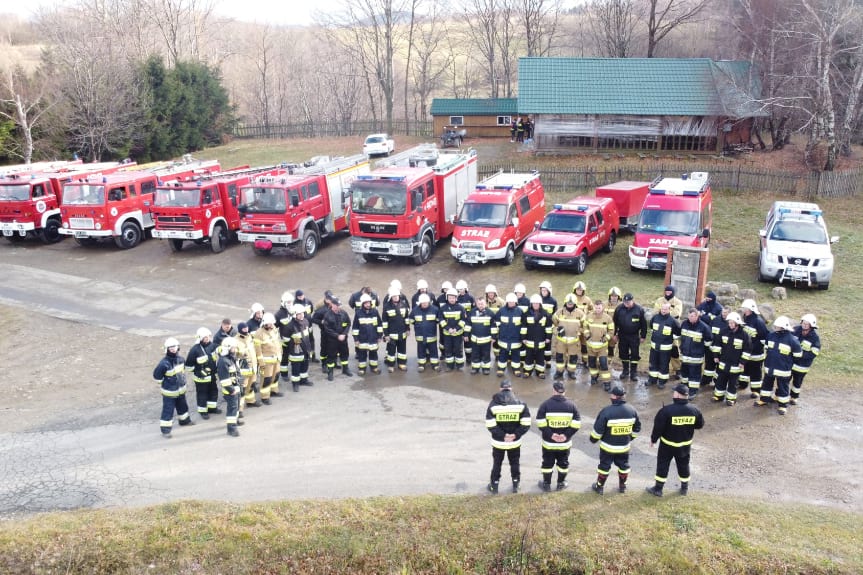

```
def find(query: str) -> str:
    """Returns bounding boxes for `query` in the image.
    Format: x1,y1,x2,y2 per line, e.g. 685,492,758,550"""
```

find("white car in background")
363,134,395,157
758,201,838,290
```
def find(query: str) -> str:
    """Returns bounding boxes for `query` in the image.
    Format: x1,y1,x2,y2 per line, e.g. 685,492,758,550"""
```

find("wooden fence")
234,120,434,139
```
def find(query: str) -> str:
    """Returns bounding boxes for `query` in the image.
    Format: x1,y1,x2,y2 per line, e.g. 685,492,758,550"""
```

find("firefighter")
645,384,705,497
654,285,683,378
648,302,680,389
436,280,453,307
712,312,751,406
352,293,383,375
606,287,623,361
570,281,593,365
523,294,552,379
590,386,641,494
253,312,282,404
513,283,530,313
536,381,580,491
311,291,334,373
286,303,314,391
349,286,380,311
756,316,802,415
740,299,769,399
382,286,411,372
552,293,586,380
410,293,441,372
493,293,526,377
212,318,235,347
701,297,726,387
153,337,194,438
583,299,614,389
466,296,495,375
186,327,219,419
216,337,242,437
323,296,354,381
485,379,531,494
539,281,558,367
678,307,713,397
791,314,821,405
235,322,259,412
483,284,505,315
247,302,265,334
411,279,430,309
456,279,475,359
293,290,316,362
612,293,647,382
382,279,406,307
274,290,295,397
697,290,722,324
439,288,467,370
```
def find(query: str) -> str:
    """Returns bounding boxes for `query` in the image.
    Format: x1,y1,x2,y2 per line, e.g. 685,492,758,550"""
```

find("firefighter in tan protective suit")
253,312,282,405
571,281,594,366
583,299,615,390
553,293,586,380
235,322,259,415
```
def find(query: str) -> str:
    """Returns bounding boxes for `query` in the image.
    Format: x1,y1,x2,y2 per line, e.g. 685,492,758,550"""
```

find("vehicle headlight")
451,238,459,247
95,223,102,230
62,222,69,229
241,222,251,231
561,244,577,254
272,224,286,232
764,252,780,264
817,256,833,268
630,246,646,256
487,238,500,249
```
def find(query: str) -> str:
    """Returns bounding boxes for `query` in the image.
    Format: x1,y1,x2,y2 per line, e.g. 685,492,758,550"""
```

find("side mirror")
511,217,519,228
831,235,839,243
534,221,540,230
758,229,766,238
589,225,598,232
702,228,711,238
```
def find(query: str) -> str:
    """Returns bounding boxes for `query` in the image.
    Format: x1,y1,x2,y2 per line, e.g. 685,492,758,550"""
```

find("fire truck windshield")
351,182,407,215
0,184,31,201
155,188,201,207
540,212,586,233
62,184,105,205
637,209,699,236
239,187,286,213
458,202,507,227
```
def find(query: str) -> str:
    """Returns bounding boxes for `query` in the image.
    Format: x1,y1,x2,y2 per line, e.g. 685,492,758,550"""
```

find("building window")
449,116,464,126
497,116,512,126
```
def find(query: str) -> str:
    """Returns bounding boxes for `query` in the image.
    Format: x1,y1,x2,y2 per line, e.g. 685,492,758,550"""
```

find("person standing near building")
186,327,219,419
466,297,495,375
216,337,242,437
583,299,614,389
756,316,802,415
522,294,552,379
536,381,581,491
286,303,314,391
791,314,821,406
678,307,713,397
382,286,411,373
516,117,525,143
439,288,467,370
493,293,526,377
323,297,354,381
648,302,680,389
590,386,641,494
485,379,531,494
552,293,586,380
410,293,441,372
645,383,705,497
613,293,646,382
153,337,194,438
740,299,769,399
235,322,258,412
712,312,751,406
352,294,383,376
253,312,282,404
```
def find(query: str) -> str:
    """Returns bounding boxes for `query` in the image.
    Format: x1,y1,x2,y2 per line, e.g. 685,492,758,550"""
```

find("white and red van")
628,172,712,271
450,171,545,265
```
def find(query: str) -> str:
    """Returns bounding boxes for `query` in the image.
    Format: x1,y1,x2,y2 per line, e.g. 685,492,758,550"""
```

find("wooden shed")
429,98,518,139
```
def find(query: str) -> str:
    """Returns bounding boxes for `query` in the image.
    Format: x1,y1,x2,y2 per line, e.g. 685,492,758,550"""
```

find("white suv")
758,201,838,290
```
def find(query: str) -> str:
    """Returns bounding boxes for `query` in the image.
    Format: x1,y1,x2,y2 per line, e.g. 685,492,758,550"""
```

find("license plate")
370,241,388,249
650,257,667,264
786,265,807,278
461,253,478,263
537,259,556,266
74,231,88,238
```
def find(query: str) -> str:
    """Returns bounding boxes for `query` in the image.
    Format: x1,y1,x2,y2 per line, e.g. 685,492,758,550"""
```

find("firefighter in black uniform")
646,384,705,496
293,290,317,362
536,381,581,491
439,288,467,370
678,307,713,397
382,286,411,372
286,303,314,391
455,280,475,359
410,293,441,372
274,290,295,397
791,314,821,405
485,379,531,494
539,281,558,367
153,337,194,438
755,315,802,415
216,337,242,437
712,312,752,406
702,306,728,388
247,302,265,334
186,327,220,419
590,386,641,494
352,293,383,375
648,301,680,389
311,291,334,373
522,294,552,379
349,286,380,311
740,299,769,399
212,318,235,347
411,279,431,309
613,293,646,382
465,297,495,374
322,297,354,381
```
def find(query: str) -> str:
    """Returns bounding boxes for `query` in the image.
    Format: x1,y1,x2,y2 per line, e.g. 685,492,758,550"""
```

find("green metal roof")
518,58,764,118
430,98,518,116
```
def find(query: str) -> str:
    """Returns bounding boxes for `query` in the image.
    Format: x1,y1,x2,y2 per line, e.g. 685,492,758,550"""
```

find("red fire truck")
349,144,478,265
237,155,369,258
59,160,220,249
151,165,286,253
0,162,127,244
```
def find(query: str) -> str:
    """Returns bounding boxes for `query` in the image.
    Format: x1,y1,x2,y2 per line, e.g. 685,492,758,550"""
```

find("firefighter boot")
557,472,568,491
342,365,354,377
620,364,630,380
512,479,520,493
680,482,689,496
327,367,334,382
645,482,664,497
553,369,564,381
227,426,240,438
487,481,499,494
630,367,639,381
590,482,604,495
618,472,628,493
292,382,299,392
537,480,551,492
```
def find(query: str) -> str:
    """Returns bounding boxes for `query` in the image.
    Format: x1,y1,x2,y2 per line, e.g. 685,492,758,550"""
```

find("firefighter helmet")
441,280,453,291
539,280,553,293
262,313,276,326
390,279,402,291
446,288,458,297
485,284,498,294
195,327,212,341
564,293,578,305
292,303,306,315
220,337,237,355
250,302,264,314
773,315,792,331
801,313,818,328
530,294,543,305
164,337,180,350
360,293,372,304
514,283,526,294
388,286,400,298
281,291,294,308
417,279,429,290
418,293,431,305
727,312,742,325
505,292,518,304
455,279,468,291
608,286,622,298
572,281,586,293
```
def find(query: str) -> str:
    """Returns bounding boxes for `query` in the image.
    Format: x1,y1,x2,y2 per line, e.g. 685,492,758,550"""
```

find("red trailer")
595,180,650,232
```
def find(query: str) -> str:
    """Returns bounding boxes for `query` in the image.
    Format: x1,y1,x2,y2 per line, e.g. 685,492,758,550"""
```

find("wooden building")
429,98,518,139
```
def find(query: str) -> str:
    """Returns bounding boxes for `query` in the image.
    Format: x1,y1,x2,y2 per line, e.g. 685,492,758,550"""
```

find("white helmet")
418,293,431,304
505,292,518,304
196,327,212,341
530,294,543,305
441,280,453,291
773,315,792,331
741,299,758,314
262,312,276,326
417,279,429,290
250,302,264,314
514,283,526,294
446,288,458,297
455,279,468,291
485,284,498,294
564,293,578,305
573,281,586,292
801,313,818,328
390,279,402,291
727,312,742,325
281,290,294,308
608,286,622,298
539,280,552,293
292,303,306,315
164,337,180,350
388,286,400,298
220,337,237,355
360,293,372,304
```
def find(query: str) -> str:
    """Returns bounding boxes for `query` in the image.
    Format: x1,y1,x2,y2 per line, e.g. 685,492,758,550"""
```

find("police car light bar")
555,203,589,211
778,207,822,218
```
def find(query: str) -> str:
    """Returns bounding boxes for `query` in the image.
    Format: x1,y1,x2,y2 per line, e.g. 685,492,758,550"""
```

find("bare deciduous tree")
411,4,452,123
645,0,710,57
587,0,637,57
0,65,54,163
520,0,562,57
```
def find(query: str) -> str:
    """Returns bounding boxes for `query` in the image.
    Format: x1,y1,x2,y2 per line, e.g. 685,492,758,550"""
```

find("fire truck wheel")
115,221,142,249
574,250,588,274
413,233,433,265
211,224,228,254
502,244,515,266
603,231,616,254
40,219,62,244
300,228,320,259
169,239,184,252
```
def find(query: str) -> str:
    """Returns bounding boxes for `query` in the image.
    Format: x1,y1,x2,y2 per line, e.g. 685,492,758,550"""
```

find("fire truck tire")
413,233,433,265
169,239,184,252
602,231,616,254
115,221,142,249
574,250,588,274
502,243,515,266
40,219,62,244
211,224,228,254
300,228,319,259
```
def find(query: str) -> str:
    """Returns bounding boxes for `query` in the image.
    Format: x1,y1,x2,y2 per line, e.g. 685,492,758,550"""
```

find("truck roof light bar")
778,207,821,218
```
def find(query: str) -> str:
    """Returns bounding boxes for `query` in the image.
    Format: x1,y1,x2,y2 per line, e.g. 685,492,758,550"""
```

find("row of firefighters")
153,279,821,437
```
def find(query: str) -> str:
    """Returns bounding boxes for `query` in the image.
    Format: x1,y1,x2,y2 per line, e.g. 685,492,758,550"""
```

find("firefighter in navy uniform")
286,303,314,391
352,294,383,375
645,383,705,496
485,379,531,494
648,302,680,389
791,314,821,405
212,318,235,347
613,293,647,382
701,302,728,388
323,297,354,381
590,386,641,494
382,286,412,372
740,299,769,399
493,293,526,377
293,290,317,362
186,327,220,419
153,337,194,438
439,288,467,370
246,302,265,334
411,279,431,309
654,285,683,378
349,286,380,311
465,297,495,374
755,316,802,415
455,280,475,359
539,281,558,367
536,381,581,491
410,293,441,372
678,307,713,397
216,337,242,437
274,290,296,398
522,294,552,379
712,312,751,406
311,291,334,373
